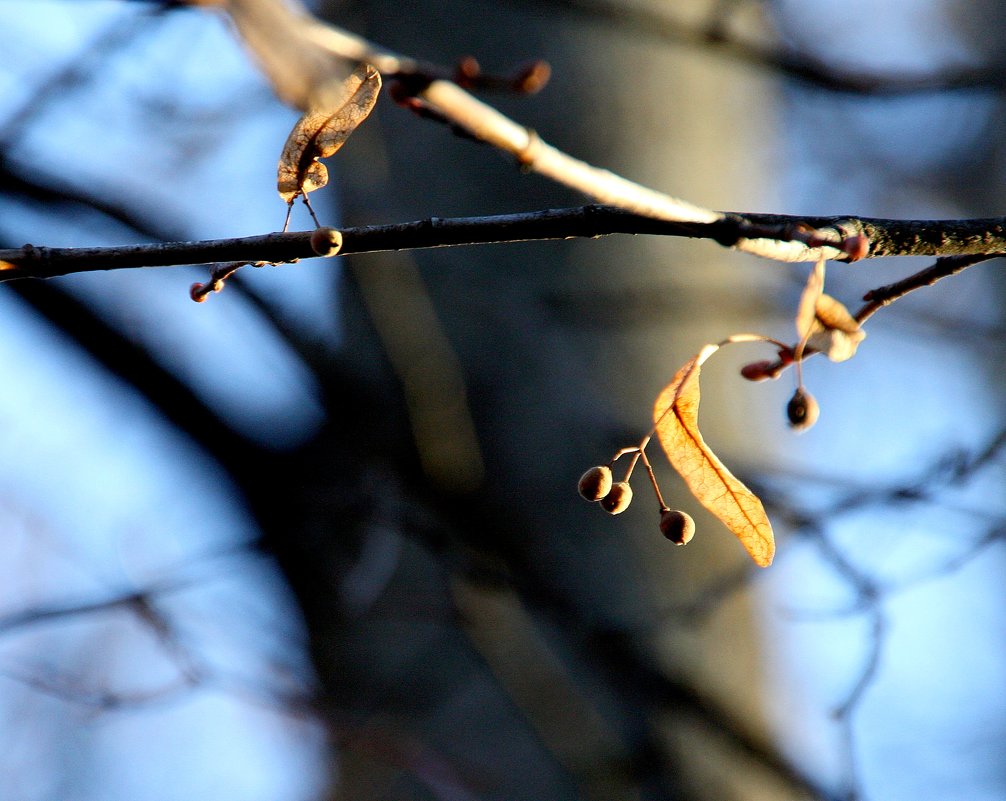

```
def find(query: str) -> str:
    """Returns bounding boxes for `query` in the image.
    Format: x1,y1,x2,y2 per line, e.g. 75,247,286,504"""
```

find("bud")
456,56,481,83
310,227,343,257
740,360,776,382
842,234,869,262
787,387,820,431
513,61,551,94
578,465,613,502
659,509,695,545
600,482,633,514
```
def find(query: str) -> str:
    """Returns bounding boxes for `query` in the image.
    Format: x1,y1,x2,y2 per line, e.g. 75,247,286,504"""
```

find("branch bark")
202,0,1006,269
2,205,1005,281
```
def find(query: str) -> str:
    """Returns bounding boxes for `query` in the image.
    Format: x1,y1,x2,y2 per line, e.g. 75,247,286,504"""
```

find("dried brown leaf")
653,346,775,567
809,294,866,362
793,259,866,362
795,257,826,340
277,63,382,203
814,293,860,334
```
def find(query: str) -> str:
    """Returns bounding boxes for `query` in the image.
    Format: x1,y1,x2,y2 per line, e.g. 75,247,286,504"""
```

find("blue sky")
0,2,1004,800
0,3,330,799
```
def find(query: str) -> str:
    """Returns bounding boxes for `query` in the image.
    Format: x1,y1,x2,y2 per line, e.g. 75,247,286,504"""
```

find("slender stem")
3,205,1005,282
609,439,666,509
857,254,1000,323
303,18,720,225
611,446,642,462
620,450,642,484
636,447,668,511
718,333,789,350
302,195,322,228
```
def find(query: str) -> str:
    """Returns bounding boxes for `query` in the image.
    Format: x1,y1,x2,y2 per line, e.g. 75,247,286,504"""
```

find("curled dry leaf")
277,63,382,203
794,257,866,362
795,257,826,342
808,294,866,362
653,345,775,567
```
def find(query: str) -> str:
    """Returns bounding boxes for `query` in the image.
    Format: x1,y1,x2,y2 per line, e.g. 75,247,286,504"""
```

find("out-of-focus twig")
527,0,1006,95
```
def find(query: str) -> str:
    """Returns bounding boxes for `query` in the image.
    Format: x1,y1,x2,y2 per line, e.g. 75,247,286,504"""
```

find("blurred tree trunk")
253,2,794,800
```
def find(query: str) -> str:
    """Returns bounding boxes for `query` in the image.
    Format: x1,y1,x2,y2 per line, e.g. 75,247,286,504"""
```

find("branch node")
189,261,249,302
310,227,343,257
516,128,541,171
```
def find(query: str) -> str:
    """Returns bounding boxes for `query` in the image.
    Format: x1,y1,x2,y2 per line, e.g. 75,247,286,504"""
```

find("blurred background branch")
0,2,1004,801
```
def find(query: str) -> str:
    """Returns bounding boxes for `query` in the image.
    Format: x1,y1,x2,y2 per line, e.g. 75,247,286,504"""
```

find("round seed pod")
578,465,613,502
659,509,695,545
600,481,632,514
787,387,820,431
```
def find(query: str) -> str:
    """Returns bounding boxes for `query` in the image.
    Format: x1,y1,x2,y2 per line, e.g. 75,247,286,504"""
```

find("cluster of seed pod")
578,337,825,557
577,465,631,512
578,464,695,546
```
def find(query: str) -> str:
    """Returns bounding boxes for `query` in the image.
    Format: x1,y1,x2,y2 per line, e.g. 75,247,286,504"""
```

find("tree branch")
857,253,1001,322
217,0,723,225
202,0,1006,267
529,0,1006,95
2,205,1005,282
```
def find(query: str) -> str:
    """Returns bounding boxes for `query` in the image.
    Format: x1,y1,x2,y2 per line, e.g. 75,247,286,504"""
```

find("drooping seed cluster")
579,327,829,564
578,464,695,546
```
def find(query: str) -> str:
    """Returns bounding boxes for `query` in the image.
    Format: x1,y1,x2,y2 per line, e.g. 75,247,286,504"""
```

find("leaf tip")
752,547,774,568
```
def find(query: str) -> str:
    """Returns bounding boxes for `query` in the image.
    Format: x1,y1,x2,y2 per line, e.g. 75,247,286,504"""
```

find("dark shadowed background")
0,1,1004,800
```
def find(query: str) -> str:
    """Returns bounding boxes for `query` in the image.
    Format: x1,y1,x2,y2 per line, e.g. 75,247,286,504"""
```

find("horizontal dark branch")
2,205,1006,281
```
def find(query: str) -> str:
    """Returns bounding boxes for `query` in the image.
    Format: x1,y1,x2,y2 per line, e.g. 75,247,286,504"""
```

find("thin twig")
857,253,1002,322
224,0,721,225
3,205,1006,282
205,0,1006,265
